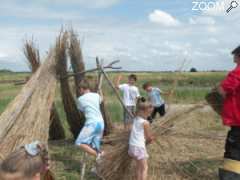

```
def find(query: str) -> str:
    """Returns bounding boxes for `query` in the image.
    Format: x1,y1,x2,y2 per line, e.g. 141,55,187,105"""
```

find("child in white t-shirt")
128,97,155,180
115,74,140,127
75,80,104,159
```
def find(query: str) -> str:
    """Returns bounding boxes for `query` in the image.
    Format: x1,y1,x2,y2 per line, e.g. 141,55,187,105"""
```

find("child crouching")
128,97,155,180
0,141,50,180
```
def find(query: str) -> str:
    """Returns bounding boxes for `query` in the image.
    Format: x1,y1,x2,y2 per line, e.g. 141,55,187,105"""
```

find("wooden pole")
62,60,121,79
80,152,86,180
99,65,134,119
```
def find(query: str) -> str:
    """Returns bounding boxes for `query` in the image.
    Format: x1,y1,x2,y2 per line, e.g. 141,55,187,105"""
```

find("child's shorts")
128,145,149,160
75,121,104,152
124,106,135,124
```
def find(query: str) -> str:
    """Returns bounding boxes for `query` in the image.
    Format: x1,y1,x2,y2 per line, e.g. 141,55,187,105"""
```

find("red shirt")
221,65,240,126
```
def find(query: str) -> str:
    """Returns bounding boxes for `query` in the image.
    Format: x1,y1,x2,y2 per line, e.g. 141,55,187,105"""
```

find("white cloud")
148,10,180,27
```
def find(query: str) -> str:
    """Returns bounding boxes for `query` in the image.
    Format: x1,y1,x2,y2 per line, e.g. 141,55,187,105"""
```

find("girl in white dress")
128,97,155,180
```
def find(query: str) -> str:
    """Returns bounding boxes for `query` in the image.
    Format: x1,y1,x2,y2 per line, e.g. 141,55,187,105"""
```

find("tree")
190,67,197,72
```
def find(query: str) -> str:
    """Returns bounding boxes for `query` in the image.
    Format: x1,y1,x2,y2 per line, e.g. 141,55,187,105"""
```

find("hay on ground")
97,104,209,180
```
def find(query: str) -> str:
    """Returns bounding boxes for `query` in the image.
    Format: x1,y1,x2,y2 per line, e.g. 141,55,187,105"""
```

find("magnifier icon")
226,1,239,13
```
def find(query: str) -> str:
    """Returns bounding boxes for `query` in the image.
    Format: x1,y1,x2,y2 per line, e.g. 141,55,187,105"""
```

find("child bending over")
143,82,167,123
128,97,155,180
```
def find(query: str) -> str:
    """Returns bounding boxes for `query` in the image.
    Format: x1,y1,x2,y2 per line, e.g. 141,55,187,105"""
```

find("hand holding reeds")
205,87,223,115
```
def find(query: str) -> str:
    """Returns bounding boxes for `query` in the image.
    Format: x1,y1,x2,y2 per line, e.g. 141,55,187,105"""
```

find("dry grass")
97,104,226,180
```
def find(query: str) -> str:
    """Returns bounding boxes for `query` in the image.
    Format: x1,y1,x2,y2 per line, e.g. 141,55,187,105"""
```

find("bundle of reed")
97,104,205,180
23,39,65,140
205,88,223,115
56,31,84,139
23,38,40,73
0,47,57,159
68,29,85,97
49,104,65,140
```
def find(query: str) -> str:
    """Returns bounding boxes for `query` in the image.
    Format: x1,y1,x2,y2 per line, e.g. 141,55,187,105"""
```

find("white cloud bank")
148,10,180,27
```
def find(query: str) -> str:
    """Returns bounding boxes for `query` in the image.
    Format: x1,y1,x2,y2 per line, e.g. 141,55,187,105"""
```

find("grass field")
0,71,228,179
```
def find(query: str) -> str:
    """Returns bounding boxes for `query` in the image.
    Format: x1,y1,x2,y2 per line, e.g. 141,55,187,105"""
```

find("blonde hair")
136,97,152,114
0,144,48,180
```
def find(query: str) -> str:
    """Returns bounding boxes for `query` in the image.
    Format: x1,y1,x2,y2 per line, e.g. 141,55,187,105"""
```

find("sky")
0,0,239,72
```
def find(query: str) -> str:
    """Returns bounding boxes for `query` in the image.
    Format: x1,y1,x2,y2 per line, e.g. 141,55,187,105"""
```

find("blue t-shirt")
77,92,104,125
148,87,165,107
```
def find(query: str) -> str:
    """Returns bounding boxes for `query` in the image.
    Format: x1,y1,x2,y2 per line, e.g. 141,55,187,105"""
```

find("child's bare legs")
136,159,148,180
79,144,97,157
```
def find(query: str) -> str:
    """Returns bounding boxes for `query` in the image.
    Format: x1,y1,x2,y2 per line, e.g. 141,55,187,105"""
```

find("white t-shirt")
129,116,147,149
148,87,165,107
119,84,140,106
77,92,104,125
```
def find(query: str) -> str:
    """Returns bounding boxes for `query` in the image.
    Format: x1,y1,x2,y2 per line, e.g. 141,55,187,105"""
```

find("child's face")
145,106,153,116
128,78,136,85
234,55,240,64
79,87,85,95
145,86,152,92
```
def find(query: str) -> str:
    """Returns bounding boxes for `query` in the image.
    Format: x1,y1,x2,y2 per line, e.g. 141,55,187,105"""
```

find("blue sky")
0,0,239,71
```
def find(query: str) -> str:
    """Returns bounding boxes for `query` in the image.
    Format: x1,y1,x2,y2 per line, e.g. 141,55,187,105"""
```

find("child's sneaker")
90,166,97,175
96,151,105,164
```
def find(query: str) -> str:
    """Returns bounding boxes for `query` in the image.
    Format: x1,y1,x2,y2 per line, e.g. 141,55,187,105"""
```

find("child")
128,97,155,180
75,79,104,159
115,74,140,127
0,141,50,180
143,82,166,123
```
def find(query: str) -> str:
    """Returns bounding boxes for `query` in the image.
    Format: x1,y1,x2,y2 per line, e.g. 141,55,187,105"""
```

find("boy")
75,79,104,159
115,74,140,127
143,82,166,123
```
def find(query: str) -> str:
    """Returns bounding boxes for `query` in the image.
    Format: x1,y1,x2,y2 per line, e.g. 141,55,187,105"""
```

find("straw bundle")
56,31,84,139
68,29,85,97
205,89,223,115
0,48,57,159
23,39,40,73
23,39,65,140
97,104,205,180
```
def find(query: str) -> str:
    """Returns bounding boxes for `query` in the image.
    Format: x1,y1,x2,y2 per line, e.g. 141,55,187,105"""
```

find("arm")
143,121,155,144
158,88,170,95
115,75,123,90
76,98,84,112
217,86,226,99
219,71,240,98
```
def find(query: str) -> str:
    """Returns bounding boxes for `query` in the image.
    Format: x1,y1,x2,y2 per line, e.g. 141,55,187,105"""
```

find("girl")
128,97,155,180
0,141,51,180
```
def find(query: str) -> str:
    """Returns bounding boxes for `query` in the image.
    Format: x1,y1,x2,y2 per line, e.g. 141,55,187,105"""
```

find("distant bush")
0,69,13,73
190,67,197,72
